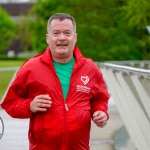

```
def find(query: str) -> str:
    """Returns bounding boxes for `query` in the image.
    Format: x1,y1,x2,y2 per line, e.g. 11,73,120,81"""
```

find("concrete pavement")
90,103,124,150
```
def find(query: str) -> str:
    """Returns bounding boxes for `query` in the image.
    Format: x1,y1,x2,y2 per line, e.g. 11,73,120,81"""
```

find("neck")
52,55,73,63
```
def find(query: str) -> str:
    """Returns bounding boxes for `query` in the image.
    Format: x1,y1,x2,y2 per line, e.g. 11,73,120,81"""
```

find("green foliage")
16,16,34,52
122,0,150,59
25,0,74,52
122,0,150,27
17,0,150,61
0,7,16,54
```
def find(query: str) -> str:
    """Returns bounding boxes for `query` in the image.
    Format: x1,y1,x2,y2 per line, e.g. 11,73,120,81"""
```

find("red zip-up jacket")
1,46,110,150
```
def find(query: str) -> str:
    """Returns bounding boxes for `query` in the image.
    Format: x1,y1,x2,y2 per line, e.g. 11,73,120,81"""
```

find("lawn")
0,60,24,67
0,60,24,101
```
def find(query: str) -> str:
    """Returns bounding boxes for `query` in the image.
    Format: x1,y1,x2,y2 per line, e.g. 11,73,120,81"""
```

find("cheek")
69,37,76,44
70,39,76,46
48,39,56,46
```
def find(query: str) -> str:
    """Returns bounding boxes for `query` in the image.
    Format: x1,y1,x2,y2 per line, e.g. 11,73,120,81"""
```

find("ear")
75,33,77,44
46,34,49,44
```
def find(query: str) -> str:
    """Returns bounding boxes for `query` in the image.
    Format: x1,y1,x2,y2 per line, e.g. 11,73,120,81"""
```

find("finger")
93,111,99,117
37,102,51,108
35,107,47,112
37,99,52,105
97,124,105,128
95,116,107,123
94,115,107,121
93,111,105,119
96,120,107,125
99,122,107,128
96,121,107,128
36,94,51,100
93,114,107,123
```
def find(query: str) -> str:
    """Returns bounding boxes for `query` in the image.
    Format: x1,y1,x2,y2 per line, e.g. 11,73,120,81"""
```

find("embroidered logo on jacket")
81,76,89,85
76,76,91,94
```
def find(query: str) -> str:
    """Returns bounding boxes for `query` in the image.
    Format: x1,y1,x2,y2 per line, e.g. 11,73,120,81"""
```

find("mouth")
57,44,68,46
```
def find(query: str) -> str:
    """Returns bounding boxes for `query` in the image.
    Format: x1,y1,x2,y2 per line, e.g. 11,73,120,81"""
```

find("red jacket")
1,46,110,150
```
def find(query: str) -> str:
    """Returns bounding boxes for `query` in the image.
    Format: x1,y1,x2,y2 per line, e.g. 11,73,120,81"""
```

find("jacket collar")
40,46,86,66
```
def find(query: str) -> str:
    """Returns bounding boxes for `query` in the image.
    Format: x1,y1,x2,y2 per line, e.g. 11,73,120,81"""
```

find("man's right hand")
30,95,52,113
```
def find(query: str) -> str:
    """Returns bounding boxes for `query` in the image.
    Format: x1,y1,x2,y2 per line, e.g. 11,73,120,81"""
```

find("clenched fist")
92,111,108,128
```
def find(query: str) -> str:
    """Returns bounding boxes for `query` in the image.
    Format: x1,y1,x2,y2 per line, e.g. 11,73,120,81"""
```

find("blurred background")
0,0,150,150
0,0,150,61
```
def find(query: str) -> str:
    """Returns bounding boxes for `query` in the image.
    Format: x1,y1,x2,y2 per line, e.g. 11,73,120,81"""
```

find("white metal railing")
98,62,150,150
99,60,150,69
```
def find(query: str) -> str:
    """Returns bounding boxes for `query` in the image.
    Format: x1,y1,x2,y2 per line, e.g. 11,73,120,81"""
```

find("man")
1,13,110,150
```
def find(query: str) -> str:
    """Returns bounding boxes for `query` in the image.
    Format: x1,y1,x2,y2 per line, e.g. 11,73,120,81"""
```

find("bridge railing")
100,60,150,69
97,61,150,150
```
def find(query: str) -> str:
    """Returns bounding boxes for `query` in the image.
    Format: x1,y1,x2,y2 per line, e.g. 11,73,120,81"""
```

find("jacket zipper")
64,103,69,111
64,63,81,111
53,69,69,112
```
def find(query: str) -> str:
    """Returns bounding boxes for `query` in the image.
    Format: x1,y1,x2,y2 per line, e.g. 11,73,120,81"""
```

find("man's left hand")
92,111,108,128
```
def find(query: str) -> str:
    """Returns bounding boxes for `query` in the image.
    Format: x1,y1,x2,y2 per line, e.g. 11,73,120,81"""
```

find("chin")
57,49,69,54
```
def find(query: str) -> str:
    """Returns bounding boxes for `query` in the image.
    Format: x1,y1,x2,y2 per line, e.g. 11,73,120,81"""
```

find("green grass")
0,60,24,101
0,60,24,68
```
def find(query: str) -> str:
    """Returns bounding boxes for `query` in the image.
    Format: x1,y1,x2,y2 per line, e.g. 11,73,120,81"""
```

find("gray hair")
47,13,76,33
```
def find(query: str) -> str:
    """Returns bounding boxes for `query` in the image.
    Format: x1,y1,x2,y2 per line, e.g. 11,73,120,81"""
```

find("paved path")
90,104,124,150
0,102,124,150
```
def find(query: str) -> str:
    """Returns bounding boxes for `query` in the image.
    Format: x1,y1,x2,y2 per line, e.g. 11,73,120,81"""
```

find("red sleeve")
90,68,110,119
1,69,33,119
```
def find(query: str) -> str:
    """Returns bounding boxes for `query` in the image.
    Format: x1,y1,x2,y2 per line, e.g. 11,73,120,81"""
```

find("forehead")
50,19,74,31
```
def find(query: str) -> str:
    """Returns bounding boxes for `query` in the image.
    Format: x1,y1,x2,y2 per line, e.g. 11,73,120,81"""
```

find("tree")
19,0,150,60
24,0,70,53
0,7,16,54
122,0,150,59
21,0,121,61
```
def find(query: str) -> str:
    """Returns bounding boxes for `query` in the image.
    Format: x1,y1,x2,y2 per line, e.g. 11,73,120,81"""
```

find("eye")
65,31,71,36
52,32,59,36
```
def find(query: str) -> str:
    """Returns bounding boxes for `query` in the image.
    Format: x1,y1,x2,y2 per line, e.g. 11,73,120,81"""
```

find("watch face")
0,117,4,139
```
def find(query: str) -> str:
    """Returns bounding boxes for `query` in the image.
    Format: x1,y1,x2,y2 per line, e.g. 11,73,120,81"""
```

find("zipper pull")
65,103,69,111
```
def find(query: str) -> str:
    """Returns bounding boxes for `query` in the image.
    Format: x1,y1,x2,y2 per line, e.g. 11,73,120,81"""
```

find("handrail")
99,61,150,150
99,60,150,68
100,63,150,76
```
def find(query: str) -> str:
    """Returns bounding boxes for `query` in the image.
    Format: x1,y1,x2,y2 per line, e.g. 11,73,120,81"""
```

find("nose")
59,33,65,41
